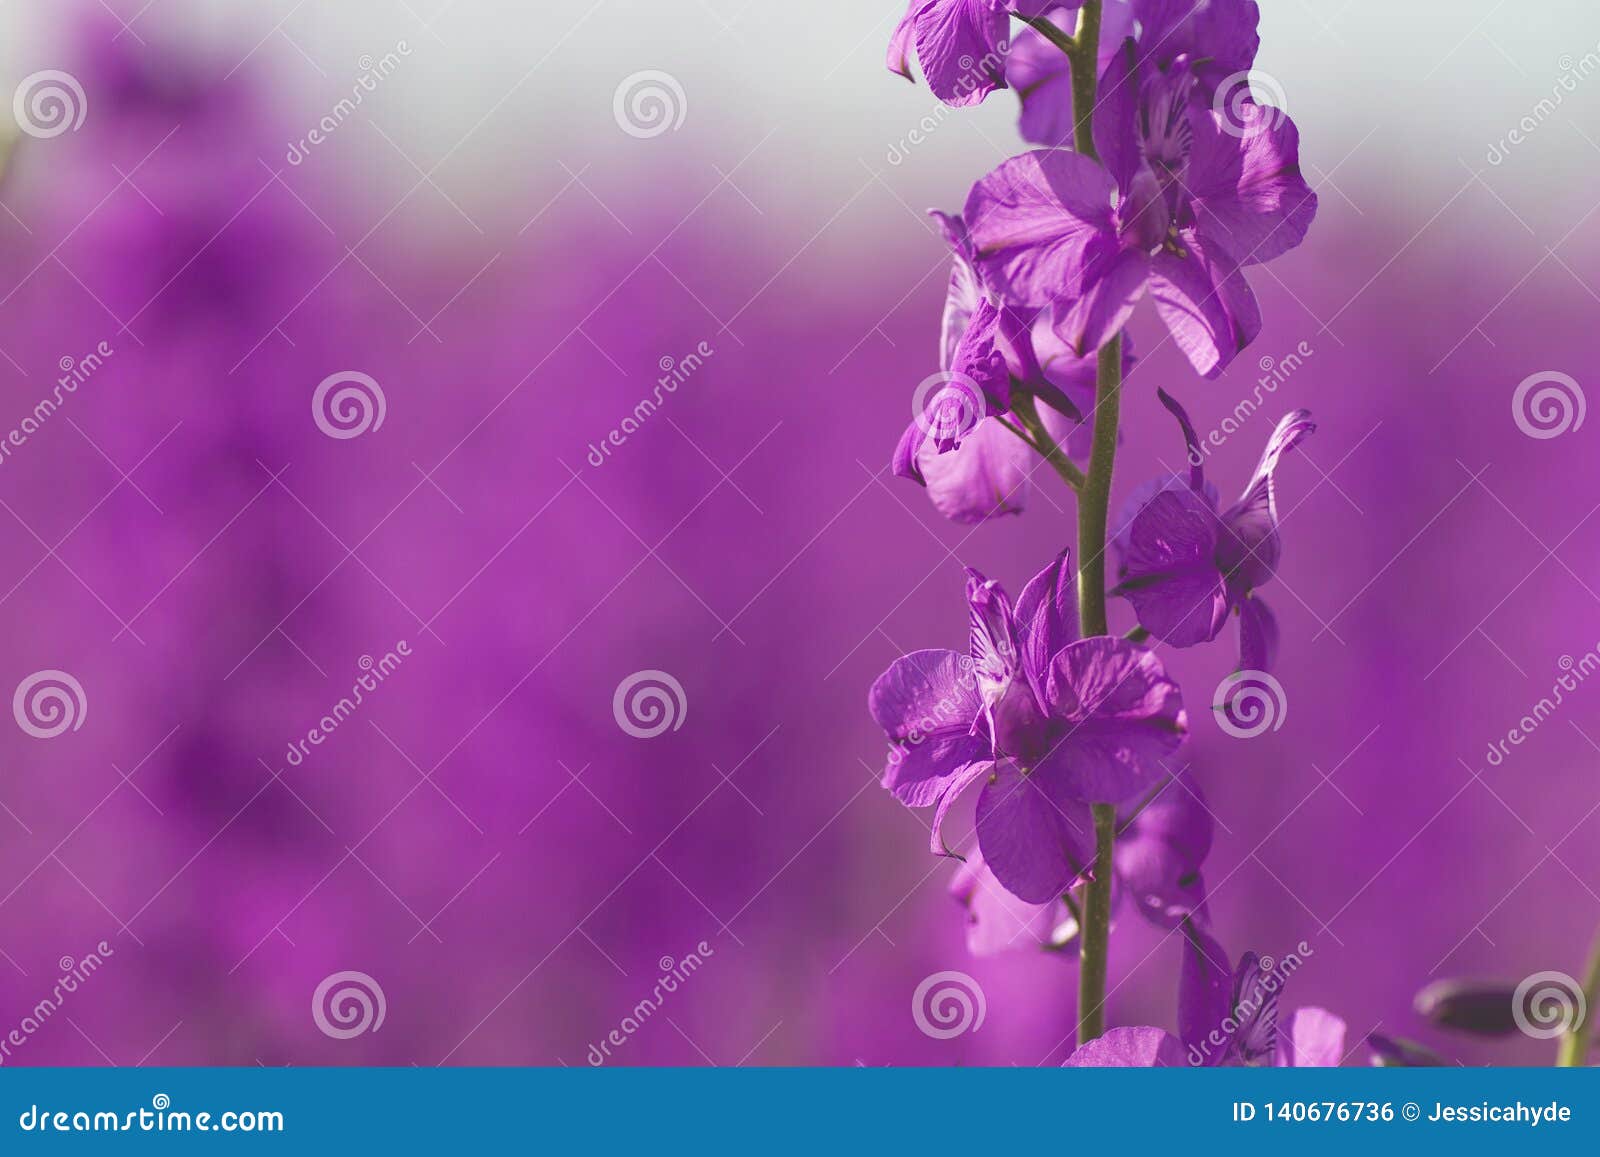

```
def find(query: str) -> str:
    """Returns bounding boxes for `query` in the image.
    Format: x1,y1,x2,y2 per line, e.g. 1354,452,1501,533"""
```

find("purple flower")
951,771,1211,954
1113,388,1312,670
1128,0,1261,93
1062,920,1347,1067
887,0,1013,107
1179,920,1346,1067
1064,1025,1188,1066
894,211,1119,523
870,552,1187,903
964,36,1316,377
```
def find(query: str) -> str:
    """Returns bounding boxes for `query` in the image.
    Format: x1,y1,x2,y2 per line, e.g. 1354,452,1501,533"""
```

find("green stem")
1558,927,1600,1066
1077,805,1117,1042
1077,334,1122,639
1054,0,1117,1048
1010,393,1086,490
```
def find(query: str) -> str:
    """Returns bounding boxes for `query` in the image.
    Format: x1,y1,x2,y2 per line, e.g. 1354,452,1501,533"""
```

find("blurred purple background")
0,1,1597,1066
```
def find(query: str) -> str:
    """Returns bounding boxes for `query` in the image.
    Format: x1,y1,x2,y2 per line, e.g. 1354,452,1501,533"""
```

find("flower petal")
1116,485,1229,647
1064,1025,1188,1067
1148,238,1262,379
1050,246,1149,359
949,845,1075,956
869,649,986,805
1276,1007,1348,1068
1092,37,1143,192
975,758,1095,904
1179,919,1233,1063
1157,386,1206,492
929,758,994,856
1014,548,1079,704
1041,637,1187,804
887,0,919,82
919,417,1033,522
912,0,1009,107
1236,593,1278,672
965,149,1119,309
1216,409,1314,589
1189,102,1317,267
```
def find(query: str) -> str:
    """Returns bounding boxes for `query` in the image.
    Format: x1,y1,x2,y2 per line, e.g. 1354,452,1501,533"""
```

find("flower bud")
1414,978,1520,1036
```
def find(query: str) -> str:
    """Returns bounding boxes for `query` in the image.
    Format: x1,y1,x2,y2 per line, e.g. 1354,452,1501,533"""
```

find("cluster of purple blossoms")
871,0,1336,1064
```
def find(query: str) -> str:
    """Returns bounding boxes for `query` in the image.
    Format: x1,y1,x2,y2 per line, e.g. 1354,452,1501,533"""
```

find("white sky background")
2,2,1597,231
